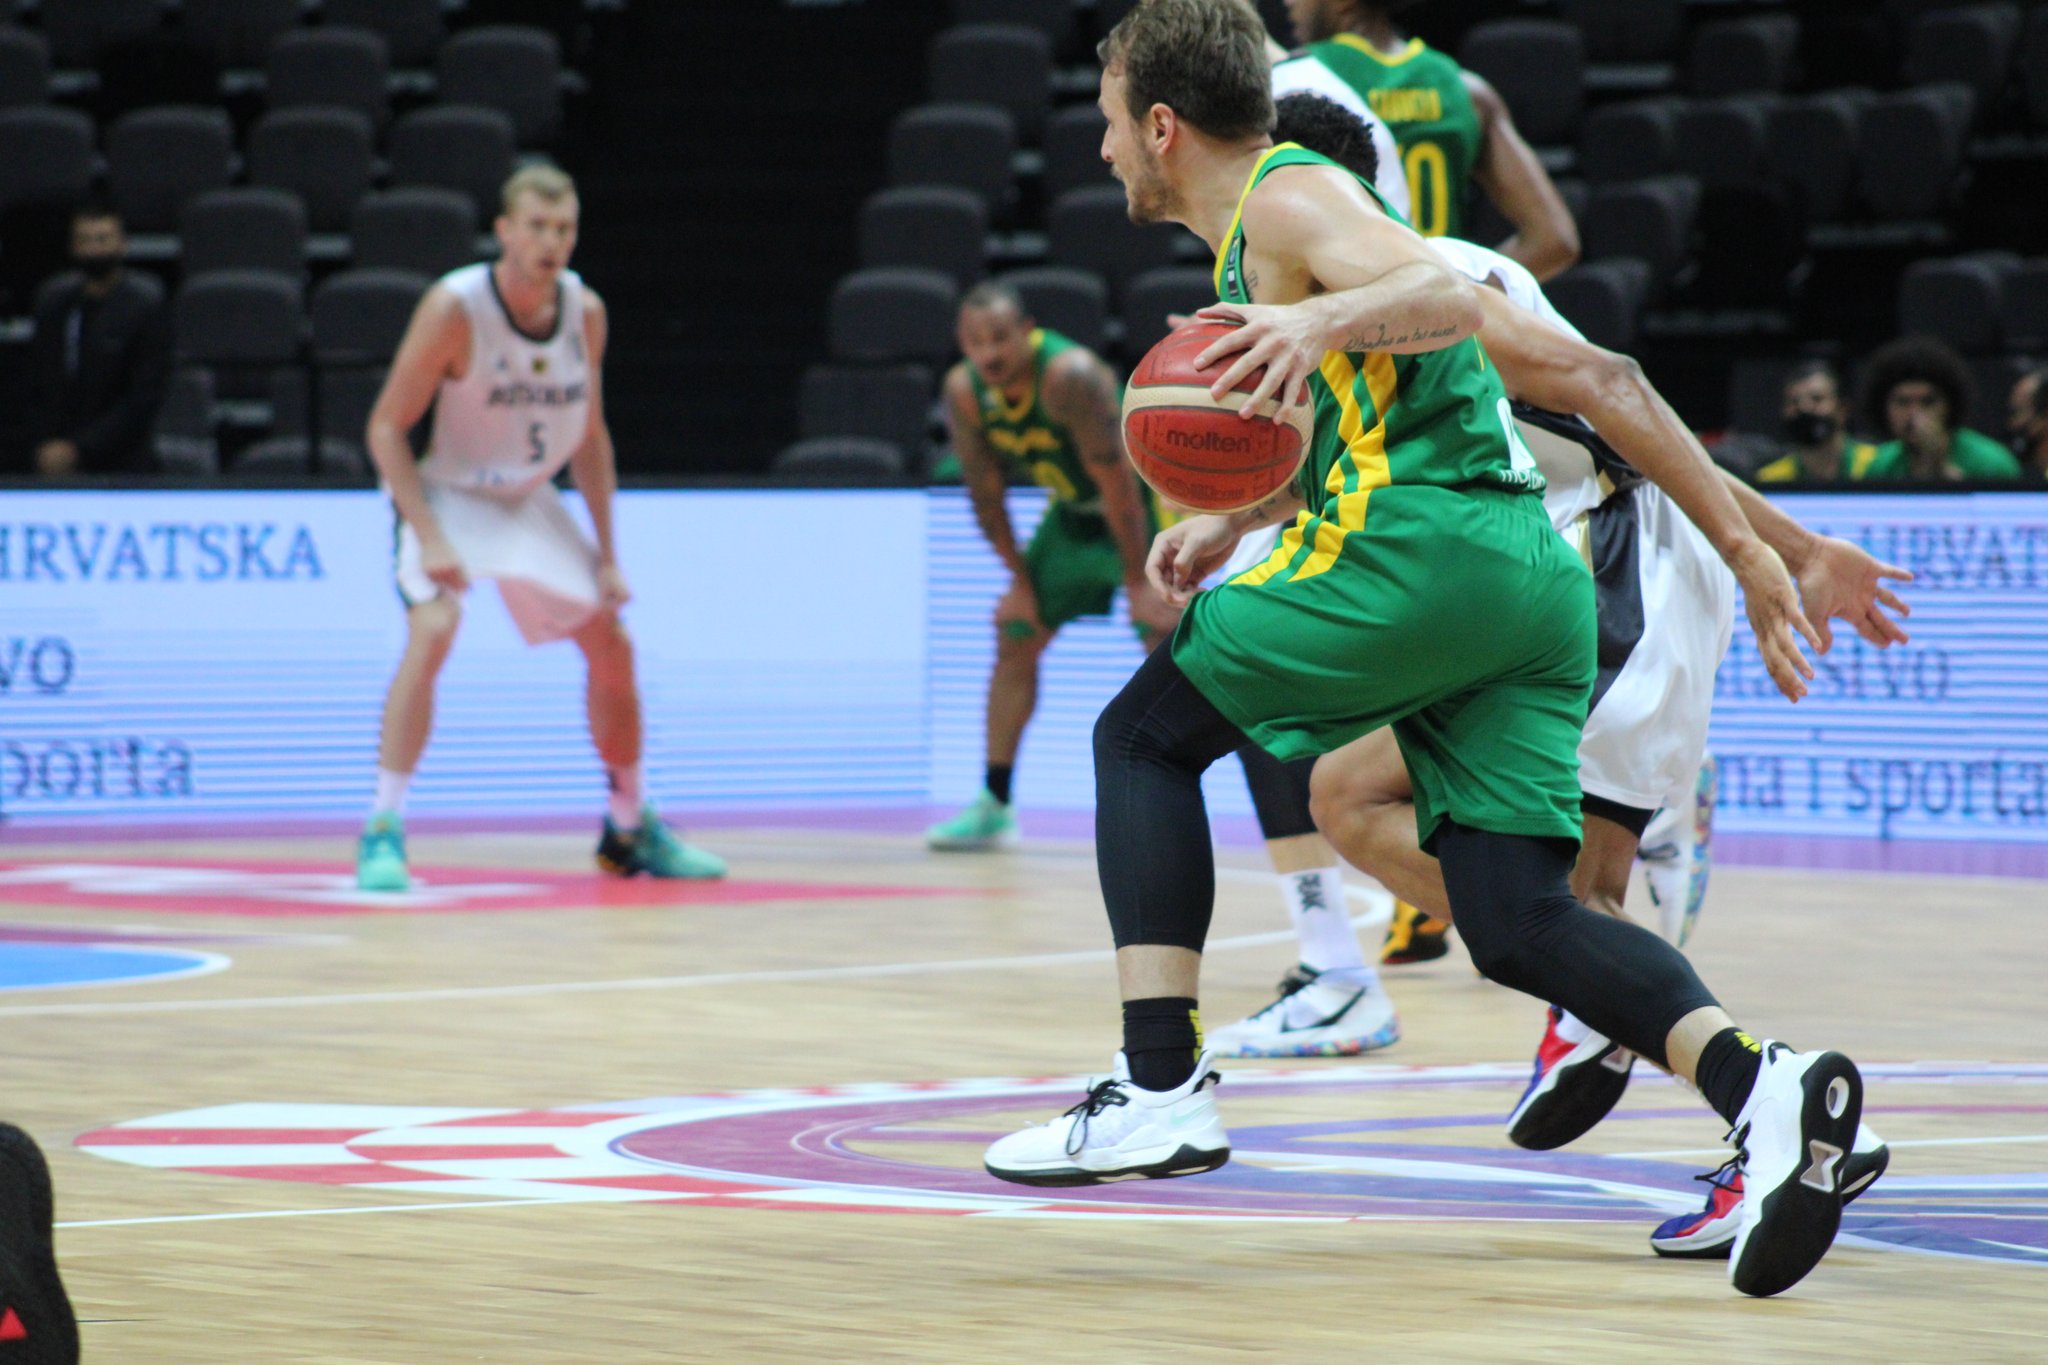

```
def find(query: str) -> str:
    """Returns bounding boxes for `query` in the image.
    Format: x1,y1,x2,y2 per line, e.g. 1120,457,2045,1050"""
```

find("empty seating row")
0,22,563,143
0,102,517,228
1898,253,2048,355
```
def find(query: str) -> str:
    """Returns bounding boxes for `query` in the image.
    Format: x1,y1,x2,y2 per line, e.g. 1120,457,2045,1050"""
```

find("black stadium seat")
265,27,391,128
1561,0,1683,63
1578,99,1676,183
324,0,444,68
1119,265,1214,360
180,187,307,278
951,0,1074,51
1459,20,1584,147
1904,4,2022,114
928,23,1052,141
180,0,301,69
1544,258,1652,351
1898,257,2009,355
154,367,220,477
1856,85,1973,221
312,268,430,365
350,188,477,277
1000,266,1108,353
797,363,936,460
247,106,377,232
228,435,368,479
438,25,563,145
1689,183,1806,310
107,106,236,234
1582,175,1699,298
1674,96,1774,189
829,267,960,367
0,27,50,109
388,106,518,221
0,107,94,210
1042,104,1111,200
859,186,988,288
1686,15,1800,97
772,437,908,482
1048,185,1182,306
1767,93,1864,222
2005,259,2048,351
2025,8,2048,132
42,0,161,67
175,269,305,366
888,104,1017,212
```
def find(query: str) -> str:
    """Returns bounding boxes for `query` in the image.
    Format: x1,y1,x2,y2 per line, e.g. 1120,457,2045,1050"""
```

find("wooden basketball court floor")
2,814,2045,1362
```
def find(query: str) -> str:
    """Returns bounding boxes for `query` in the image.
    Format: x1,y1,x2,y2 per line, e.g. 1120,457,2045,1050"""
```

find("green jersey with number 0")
1305,34,1482,240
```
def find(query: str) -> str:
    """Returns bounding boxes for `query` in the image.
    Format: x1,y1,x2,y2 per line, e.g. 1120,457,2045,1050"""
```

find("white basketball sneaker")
1726,1041,1863,1297
983,1051,1230,1187
1208,969,1400,1058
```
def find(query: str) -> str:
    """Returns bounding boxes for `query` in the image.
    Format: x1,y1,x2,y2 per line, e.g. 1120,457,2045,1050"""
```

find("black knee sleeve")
1093,647,1251,952
1238,744,1319,841
1434,821,1718,1069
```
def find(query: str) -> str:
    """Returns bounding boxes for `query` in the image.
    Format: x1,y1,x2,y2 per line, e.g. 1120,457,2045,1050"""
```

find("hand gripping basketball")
1121,320,1312,515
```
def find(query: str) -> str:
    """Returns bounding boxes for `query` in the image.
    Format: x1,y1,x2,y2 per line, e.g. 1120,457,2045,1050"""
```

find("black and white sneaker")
983,1051,1230,1187
0,1122,78,1363
1726,1043,1863,1297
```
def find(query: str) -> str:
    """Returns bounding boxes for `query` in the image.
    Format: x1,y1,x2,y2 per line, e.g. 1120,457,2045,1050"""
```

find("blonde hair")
499,164,577,216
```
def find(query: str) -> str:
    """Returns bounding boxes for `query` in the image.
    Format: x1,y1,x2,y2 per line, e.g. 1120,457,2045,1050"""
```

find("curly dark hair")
1272,91,1383,188
1098,0,1274,142
1858,335,1974,439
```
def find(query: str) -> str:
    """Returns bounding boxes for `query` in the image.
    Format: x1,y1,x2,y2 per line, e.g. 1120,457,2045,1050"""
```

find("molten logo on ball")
1122,320,1312,514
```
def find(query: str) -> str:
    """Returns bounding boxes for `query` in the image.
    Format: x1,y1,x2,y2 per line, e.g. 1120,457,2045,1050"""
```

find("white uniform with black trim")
1213,239,1734,816
393,263,602,644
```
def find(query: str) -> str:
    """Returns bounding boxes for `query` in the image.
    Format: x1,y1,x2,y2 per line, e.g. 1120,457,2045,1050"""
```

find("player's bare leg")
357,595,462,892
930,599,1047,850
575,610,725,880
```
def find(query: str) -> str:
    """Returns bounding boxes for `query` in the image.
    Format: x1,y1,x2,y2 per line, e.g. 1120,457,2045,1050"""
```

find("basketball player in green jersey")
987,0,1867,1299
927,282,1179,850
1280,0,1579,278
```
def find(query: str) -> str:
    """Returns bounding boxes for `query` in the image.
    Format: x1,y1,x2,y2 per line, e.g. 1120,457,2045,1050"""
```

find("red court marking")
82,1127,370,1147
0,860,969,918
184,1162,446,1185
435,1110,641,1129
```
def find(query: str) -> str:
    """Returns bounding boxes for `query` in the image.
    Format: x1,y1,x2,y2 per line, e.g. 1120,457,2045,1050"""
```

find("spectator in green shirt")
2008,365,2048,480
1858,336,2024,481
1752,359,1884,483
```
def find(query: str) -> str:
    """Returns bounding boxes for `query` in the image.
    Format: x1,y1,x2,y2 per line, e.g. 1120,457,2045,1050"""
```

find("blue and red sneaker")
1652,1122,1891,1260
1504,1005,1635,1150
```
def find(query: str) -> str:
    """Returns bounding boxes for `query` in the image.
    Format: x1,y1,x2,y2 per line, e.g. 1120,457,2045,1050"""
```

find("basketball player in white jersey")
1211,96,1903,1253
355,166,725,891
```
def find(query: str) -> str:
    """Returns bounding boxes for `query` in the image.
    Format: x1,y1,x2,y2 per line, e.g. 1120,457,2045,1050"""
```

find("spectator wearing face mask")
26,204,170,478
1753,360,1884,483
2008,365,2048,480
1857,336,2023,482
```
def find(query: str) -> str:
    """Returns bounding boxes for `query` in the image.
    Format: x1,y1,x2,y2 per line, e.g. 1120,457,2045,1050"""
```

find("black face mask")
76,253,121,282
1783,411,1837,446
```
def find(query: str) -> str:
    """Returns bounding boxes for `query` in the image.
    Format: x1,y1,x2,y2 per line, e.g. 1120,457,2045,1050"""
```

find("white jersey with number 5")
420,262,591,498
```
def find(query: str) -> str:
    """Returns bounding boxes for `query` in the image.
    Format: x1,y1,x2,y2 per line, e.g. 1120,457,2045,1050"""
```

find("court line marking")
58,1198,572,1230
0,917,1367,1019
1611,1133,2048,1159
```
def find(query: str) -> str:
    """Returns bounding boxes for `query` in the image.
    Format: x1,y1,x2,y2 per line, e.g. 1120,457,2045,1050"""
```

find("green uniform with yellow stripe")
1172,144,1595,847
968,328,1156,634
1754,439,1883,483
1306,34,1482,240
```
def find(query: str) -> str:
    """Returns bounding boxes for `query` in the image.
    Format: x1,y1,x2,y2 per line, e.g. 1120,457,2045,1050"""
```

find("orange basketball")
1122,320,1312,514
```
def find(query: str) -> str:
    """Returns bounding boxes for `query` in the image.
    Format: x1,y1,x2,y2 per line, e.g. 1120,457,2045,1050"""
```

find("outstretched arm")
945,365,1027,579
1471,286,1823,700
367,285,470,592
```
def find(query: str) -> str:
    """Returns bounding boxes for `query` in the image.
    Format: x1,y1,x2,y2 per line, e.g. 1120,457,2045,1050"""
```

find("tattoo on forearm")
1341,320,1465,351
1245,268,1260,297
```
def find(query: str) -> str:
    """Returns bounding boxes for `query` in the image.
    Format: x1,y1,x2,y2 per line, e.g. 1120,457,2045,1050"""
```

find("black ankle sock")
1696,1027,1766,1126
985,763,1014,805
1122,996,1201,1092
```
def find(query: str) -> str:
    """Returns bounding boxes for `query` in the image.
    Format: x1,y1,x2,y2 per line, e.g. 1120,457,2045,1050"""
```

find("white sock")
1283,866,1375,985
372,768,411,818
1555,1010,1594,1045
607,761,644,829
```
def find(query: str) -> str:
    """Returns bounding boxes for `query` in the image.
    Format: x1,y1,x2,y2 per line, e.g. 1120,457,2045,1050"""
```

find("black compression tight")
1094,646,1253,953
1434,820,1719,1069
1238,743,1320,842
